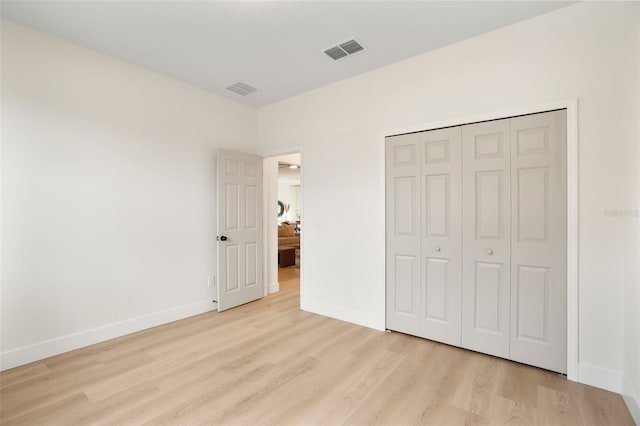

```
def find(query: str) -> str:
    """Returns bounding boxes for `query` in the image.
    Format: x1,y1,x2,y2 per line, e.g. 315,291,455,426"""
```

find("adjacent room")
1,1,639,424
277,154,302,293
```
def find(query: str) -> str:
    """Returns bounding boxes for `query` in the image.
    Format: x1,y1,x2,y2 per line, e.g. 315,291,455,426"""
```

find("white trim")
301,297,385,331
577,362,640,422
0,300,216,371
622,375,640,425
565,101,579,382
258,147,303,159
268,281,280,294
381,98,580,382
299,149,305,305
578,362,622,393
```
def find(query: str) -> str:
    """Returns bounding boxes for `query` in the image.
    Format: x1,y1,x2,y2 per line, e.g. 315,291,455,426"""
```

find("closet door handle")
435,246,441,252
487,249,494,255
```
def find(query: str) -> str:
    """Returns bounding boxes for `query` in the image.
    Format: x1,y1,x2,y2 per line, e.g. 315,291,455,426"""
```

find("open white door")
216,149,263,311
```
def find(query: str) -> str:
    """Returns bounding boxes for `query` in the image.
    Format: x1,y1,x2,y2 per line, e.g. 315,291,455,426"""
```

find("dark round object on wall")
277,201,285,218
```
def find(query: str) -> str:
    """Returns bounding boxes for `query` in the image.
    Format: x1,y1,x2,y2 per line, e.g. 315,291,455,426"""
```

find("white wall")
257,1,640,398
0,21,257,369
622,2,640,422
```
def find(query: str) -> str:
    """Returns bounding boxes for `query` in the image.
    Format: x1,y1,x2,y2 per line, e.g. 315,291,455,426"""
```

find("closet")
385,109,567,373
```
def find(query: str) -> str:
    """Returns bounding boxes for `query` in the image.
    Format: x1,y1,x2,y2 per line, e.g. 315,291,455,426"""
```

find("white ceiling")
1,1,572,106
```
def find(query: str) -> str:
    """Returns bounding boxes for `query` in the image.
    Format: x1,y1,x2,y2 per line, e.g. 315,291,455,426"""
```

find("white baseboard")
0,299,216,371
622,375,640,425
300,297,385,331
578,362,622,393
267,281,280,294
577,362,623,393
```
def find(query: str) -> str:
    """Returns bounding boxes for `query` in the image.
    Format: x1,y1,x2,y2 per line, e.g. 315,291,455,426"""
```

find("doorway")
263,152,302,305
277,153,301,292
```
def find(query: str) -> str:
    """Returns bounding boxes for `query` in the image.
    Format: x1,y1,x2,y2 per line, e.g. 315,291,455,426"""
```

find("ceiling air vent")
340,39,364,55
324,46,348,61
226,81,257,96
324,38,364,61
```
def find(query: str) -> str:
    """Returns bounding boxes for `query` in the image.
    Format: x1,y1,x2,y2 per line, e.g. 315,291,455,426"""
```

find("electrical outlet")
208,275,216,288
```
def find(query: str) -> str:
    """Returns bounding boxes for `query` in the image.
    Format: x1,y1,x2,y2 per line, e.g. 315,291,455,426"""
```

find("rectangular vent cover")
226,81,257,96
340,40,364,55
324,46,348,60
324,38,364,61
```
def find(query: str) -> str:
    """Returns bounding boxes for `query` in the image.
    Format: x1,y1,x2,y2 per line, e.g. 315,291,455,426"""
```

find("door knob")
435,246,441,252
487,249,494,255
217,235,228,241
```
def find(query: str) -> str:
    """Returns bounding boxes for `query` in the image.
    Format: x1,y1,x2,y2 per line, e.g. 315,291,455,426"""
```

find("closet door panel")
461,120,511,358
510,110,567,373
420,127,462,346
474,261,504,332
386,135,421,335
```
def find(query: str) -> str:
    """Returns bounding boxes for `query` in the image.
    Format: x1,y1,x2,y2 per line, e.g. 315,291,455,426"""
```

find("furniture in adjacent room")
278,222,300,248
278,246,296,268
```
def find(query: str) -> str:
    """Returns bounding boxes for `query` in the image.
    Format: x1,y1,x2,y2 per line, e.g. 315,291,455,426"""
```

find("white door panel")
509,110,567,373
461,119,511,359
217,150,263,311
419,127,462,346
386,137,421,335
424,257,448,320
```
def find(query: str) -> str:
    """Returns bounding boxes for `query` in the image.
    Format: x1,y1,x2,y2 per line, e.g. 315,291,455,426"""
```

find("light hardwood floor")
0,267,633,425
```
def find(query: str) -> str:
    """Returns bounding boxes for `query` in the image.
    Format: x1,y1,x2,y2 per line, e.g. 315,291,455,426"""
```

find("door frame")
381,98,579,381
260,147,304,303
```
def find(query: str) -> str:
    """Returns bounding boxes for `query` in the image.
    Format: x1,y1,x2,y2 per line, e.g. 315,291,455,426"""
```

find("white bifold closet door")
386,137,421,336
386,127,462,346
508,111,567,373
420,128,462,346
461,119,512,359
461,111,567,372
386,109,567,374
